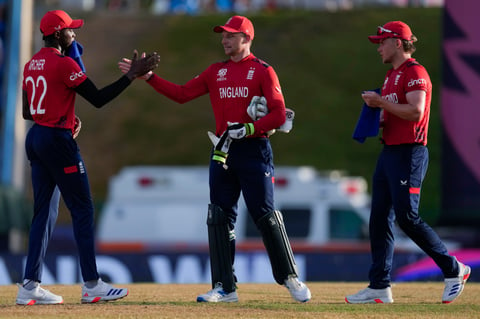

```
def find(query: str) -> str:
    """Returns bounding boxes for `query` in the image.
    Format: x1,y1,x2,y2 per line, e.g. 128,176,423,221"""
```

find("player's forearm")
253,105,285,135
147,74,195,104
75,76,132,108
376,89,425,121
22,90,34,120
382,100,423,122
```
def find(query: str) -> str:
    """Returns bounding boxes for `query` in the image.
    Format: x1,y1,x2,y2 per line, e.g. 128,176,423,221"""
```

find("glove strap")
245,123,254,136
212,150,228,164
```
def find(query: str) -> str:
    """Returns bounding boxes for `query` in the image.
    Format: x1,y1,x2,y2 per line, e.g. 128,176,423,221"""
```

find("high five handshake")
122,50,160,81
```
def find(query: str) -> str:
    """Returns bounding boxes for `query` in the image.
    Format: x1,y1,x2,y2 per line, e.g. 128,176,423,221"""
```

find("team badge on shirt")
247,67,255,80
217,68,227,82
394,72,402,86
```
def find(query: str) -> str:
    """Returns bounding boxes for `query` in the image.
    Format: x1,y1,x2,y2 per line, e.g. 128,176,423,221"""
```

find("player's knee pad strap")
256,210,298,285
206,204,236,292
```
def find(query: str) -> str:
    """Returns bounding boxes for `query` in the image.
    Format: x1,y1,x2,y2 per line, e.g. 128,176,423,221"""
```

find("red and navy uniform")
22,46,100,283
147,53,285,257
368,58,458,289
22,45,133,284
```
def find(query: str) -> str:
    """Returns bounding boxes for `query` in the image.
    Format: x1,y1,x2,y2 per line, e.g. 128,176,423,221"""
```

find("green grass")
67,8,444,223
1,283,479,318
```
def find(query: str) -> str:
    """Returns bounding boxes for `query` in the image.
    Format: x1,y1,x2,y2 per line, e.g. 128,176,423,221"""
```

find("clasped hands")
120,51,159,80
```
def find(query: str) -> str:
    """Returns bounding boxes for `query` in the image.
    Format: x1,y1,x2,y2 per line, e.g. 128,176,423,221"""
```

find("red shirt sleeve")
404,64,430,93
253,66,286,135
147,72,209,104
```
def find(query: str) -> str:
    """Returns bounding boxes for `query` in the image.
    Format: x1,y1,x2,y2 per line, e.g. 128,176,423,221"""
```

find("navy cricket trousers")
24,124,99,283
368,144,458,288
208,137,275,276
209,137,275,227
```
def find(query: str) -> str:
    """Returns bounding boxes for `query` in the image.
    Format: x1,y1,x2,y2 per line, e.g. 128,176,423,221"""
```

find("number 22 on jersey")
25,75,47,115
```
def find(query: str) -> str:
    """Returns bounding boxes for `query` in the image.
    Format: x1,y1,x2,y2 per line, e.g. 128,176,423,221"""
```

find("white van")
96,166,371,252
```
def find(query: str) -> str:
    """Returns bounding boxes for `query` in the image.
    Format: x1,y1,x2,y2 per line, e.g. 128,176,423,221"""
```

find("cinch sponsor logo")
408,78,427,87
28,59,45,71
219,87,249,99
69,71,85,81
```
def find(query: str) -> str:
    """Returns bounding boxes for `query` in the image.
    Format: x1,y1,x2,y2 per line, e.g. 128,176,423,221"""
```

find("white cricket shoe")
345,287,393,304
442,260,471,304
81,278,129,303
16,284,64,305
196,283,238,302
284,276,311,303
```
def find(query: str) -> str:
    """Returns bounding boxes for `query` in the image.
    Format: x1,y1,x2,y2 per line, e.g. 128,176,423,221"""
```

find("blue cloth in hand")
352,88,381,143
66,41,86,72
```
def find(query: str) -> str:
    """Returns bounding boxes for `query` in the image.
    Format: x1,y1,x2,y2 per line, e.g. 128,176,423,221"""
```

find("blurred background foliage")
42,7,442,223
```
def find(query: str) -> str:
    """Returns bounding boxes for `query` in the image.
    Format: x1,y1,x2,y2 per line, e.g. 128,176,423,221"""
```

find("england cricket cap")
40,10,84,36
213,15,254,40
368,21,413,43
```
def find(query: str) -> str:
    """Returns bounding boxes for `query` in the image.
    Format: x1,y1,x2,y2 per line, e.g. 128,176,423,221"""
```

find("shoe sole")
295,298,311,303
286,284,312,303
81,291,129,304
196,297,238,303
442,266,471,304
196,293,239,303
291,295,311,303
16,299,64,305
345,297,393,304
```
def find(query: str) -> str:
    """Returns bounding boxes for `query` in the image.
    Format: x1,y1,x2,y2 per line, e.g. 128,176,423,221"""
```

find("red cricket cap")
213,15,254,40
368,21,413,43
40,10,84,36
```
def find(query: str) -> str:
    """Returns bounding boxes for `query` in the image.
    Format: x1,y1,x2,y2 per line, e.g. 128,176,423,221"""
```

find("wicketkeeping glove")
277,108,295,133
246,96,295,135
247,96,268,121
209,131,232,169
227,122,255,139
207,131,220,146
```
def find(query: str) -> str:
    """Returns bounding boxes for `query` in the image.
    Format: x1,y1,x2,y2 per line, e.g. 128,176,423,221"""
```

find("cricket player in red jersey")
119,15,311,303
17,10,159,305
345,21,471,304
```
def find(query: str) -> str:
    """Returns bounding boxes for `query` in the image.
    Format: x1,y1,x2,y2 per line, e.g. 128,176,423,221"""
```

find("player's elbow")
88,95,109,108
22,112,33,121
91,101,105,108
409,108,424,122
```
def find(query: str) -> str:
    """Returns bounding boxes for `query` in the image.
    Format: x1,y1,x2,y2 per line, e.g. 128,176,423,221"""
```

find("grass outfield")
1,282,479,318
